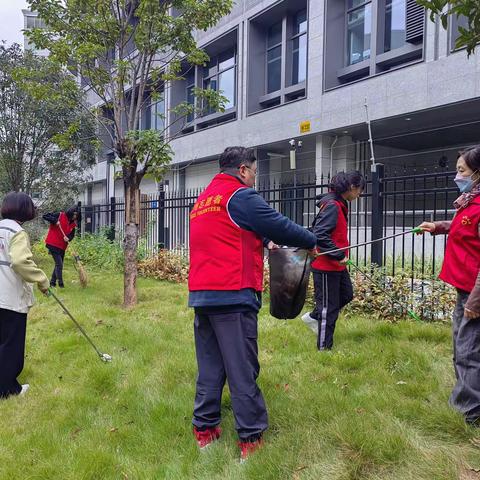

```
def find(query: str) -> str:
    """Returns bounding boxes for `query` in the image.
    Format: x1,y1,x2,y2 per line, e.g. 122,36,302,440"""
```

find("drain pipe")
329,135,339,176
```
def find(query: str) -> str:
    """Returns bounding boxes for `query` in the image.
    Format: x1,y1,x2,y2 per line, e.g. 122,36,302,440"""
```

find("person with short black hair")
417,146,480,426
43,206,81,288
302,171,365,350
0,192,49,398
189,146,317,461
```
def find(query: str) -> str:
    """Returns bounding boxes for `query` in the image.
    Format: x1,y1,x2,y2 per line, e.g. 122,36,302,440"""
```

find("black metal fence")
78,165,458,276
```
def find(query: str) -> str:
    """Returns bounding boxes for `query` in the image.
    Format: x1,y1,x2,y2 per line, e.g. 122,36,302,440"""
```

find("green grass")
1,263,480,480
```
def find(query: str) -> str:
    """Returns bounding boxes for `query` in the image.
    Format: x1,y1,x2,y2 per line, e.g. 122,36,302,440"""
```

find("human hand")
339,257,349,265
39,285,50,295
267,241,279,250
56,221,61,226
63,236,69,242
416,222,435,234
465,307,480,320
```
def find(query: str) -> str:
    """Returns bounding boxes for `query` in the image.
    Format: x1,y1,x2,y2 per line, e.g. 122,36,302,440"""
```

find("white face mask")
454,173,475,193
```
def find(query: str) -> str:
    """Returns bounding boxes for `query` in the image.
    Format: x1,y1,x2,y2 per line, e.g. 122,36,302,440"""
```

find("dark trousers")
311,270,353,350
0,308,27,398
450,289,480,423
48,247,65,287
192,311,268,440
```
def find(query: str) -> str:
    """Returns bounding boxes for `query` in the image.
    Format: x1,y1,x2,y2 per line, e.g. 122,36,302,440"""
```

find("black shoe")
58,283,65,288
50,283,56,288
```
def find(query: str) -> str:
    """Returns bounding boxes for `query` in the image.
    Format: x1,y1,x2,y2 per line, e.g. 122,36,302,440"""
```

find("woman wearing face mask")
417,146,480,425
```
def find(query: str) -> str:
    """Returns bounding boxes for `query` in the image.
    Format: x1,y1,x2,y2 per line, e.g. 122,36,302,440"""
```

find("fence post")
77,201,82,235
107,196,116,241
371,163,384,266
157,189,165,249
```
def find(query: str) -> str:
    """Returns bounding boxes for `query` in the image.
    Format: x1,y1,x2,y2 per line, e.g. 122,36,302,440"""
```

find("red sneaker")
238,438,263,462
193,426,222,449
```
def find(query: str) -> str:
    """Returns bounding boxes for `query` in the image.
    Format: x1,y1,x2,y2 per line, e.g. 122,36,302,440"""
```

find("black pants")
192,310,268,440
450,289,480,423
0,308,27,398
311,270,353,350
48,246,65,287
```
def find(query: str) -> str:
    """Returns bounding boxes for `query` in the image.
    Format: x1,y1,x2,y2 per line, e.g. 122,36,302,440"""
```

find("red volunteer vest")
45,212,76,251
439,199,480,292
188,173,264,292
311,199,349,272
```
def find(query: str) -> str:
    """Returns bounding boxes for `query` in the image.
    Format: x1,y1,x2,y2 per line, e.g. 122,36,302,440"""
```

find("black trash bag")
268,247,311,319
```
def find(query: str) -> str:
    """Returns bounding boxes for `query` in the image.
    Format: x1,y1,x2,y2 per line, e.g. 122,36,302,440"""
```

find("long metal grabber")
346,260,421,322
315,227,422,258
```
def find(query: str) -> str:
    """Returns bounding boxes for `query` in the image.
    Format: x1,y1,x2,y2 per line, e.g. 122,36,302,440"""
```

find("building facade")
71,1,478,208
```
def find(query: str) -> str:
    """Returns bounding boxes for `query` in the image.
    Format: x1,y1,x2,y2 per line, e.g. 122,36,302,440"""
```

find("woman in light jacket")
418,146,480,425
0,192,49,398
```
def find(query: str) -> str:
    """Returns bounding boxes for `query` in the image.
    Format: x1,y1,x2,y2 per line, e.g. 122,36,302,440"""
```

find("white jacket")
0,219,48,314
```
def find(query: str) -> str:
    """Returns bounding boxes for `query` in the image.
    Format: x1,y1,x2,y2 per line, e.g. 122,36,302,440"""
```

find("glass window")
267,57,282,93
292,35,307,84
186,70,195,123
295,9,307,35
267,22,282,48
348,0,369,8
219,68,235,108
219,49,235,70
452,14,469,48
267,22,283,94
150,99,165,132
384,0,406,52
201,47,236,116
292,9,307,85
347,2,371,65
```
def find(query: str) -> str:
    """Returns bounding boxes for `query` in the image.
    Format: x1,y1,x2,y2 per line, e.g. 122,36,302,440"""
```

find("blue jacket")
188,182,317,313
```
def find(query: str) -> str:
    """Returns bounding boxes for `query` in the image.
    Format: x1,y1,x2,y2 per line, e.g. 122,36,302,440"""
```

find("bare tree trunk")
124,179,139,307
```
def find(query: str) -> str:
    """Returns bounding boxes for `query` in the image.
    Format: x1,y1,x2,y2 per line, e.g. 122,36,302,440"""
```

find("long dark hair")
329,171,366,195
65,205,81,222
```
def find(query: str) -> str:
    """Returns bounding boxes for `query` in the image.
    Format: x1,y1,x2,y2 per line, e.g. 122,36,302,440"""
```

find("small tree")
0,43,97,208
417,0,480,54
27,0,233,307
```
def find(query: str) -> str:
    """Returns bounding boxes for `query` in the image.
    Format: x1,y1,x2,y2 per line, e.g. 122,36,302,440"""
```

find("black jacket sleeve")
42,212,60,224
67,228,76,241
312,203,346,260
228,188,316,249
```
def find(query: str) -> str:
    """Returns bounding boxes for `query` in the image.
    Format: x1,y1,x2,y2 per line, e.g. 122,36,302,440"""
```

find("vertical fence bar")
371,163,384,266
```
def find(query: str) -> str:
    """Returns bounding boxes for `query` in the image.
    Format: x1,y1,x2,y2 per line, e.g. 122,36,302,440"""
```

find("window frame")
201,47,237,116
291,9,308,86
265,22,283,94
330,0,425,89
345,0,373,67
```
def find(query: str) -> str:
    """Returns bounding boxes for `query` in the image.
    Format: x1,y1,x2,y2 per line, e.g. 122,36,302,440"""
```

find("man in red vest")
189,146,317,461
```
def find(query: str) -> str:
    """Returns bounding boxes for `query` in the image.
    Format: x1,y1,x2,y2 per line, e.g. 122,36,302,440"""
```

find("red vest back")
188,173,264,292
439,199,480,292
45,212,76,251
311,199,349,272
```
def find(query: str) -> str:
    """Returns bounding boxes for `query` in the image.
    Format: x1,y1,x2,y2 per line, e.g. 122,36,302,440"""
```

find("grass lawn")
1,263,480,480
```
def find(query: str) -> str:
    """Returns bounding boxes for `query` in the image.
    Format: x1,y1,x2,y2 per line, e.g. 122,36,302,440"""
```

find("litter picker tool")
315,227,423,258
346,260,421,322
48,288,112,362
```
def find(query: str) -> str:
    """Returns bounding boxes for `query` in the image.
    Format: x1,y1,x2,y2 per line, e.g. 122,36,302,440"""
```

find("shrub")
293,263,456,323
68,232,124,270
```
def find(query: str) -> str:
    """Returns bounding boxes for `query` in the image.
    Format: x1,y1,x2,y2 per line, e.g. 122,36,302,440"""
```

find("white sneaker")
19,384,30,396
301,312,318,335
